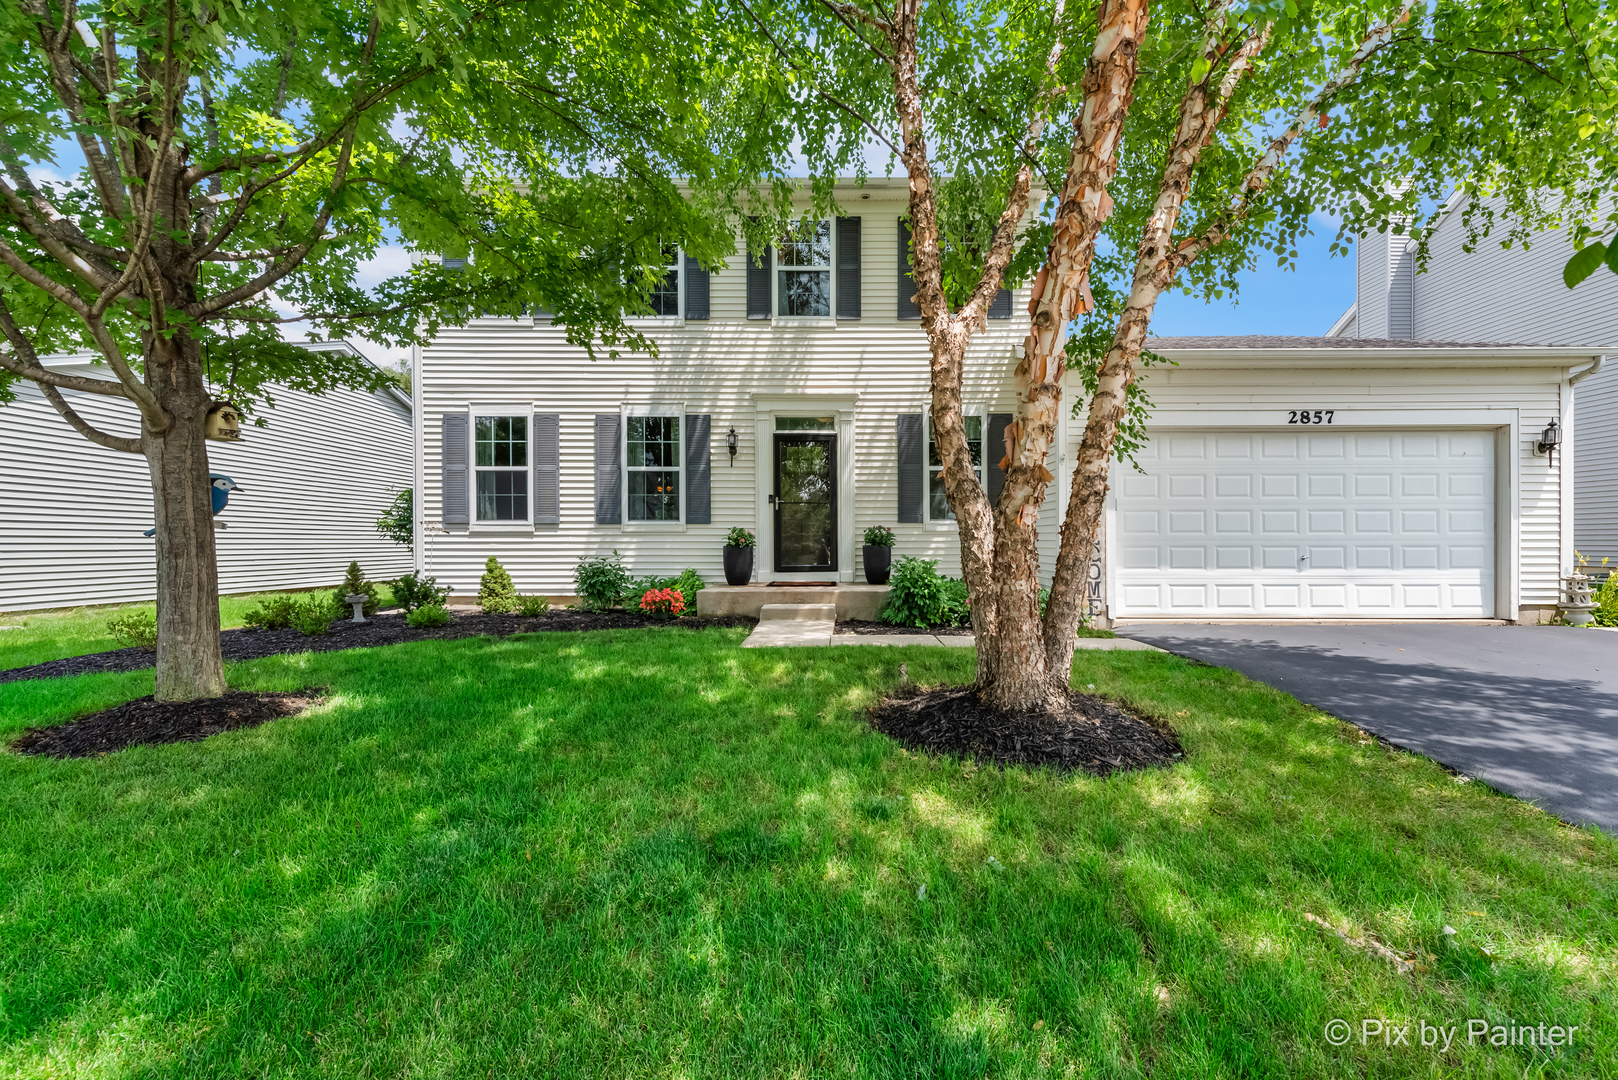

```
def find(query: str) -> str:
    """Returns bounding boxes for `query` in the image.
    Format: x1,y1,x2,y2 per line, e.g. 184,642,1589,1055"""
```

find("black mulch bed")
0,610,758,685
835,620,974,637
869,683,1183,775
11,689,322,758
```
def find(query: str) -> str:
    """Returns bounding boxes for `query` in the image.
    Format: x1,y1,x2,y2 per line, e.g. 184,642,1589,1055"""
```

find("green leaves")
1563,235,1618,288
1565,241,1609,288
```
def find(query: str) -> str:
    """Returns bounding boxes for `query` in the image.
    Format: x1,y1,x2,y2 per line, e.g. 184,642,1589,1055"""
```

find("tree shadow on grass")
0,632,1612,1077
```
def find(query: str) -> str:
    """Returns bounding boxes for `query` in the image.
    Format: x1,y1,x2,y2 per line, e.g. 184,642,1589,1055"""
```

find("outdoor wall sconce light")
1536,418,1561,466
727,426,738,464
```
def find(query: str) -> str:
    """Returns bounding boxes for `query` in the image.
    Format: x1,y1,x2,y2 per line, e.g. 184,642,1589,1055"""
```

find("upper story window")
648,245,680,317
927,410,983,522
627,415,681,521
777,219,831,317
475,415,528,521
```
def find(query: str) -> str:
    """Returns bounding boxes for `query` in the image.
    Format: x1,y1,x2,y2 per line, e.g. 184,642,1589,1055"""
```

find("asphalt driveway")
1113,623,1618,832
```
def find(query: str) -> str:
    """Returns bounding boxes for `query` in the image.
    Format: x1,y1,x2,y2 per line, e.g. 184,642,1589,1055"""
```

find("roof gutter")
1569,355,1605,386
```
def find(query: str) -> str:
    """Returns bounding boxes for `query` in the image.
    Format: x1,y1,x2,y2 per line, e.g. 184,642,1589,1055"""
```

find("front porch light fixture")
727,426,738,464
1537,418,1561,466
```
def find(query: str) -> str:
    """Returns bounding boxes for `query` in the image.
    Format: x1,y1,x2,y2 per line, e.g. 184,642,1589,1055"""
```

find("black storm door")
773,434,837,572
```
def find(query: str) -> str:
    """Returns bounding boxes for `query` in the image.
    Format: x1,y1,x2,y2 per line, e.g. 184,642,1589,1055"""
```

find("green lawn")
0,587,396,671
1,629,1613,1078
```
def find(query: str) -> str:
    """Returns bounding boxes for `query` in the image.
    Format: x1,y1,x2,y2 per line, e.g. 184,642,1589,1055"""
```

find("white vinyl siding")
1,356,412,611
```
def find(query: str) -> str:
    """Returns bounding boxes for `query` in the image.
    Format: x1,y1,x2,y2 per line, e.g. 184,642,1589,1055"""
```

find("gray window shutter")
836,216,861,319
747,227,773,319
896,413,923,523
988,287,1013,319
987,412,1013,504
686,414,712,524
897,218,920,320
441,412,469,525
594,414,622,525
684,255,709,320
533,413,560,524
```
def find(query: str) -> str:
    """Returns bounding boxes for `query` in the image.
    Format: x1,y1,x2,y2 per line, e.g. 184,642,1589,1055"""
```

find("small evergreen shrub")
331,561,380,618
725,527,755,548
392,572,449,613
478,556,518,614
862,525,896,547
290,596,332,636
880,556,948,628
106,609,158,651
574,551,630,610
407,602,453,628
243,594,301,630
517,594,550,617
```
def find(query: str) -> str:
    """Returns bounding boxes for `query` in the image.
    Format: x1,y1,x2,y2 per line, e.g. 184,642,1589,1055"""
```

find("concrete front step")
697,584,887,620
759,603,836,621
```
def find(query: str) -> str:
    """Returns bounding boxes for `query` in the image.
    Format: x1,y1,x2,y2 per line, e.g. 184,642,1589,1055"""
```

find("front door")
774,433,837,573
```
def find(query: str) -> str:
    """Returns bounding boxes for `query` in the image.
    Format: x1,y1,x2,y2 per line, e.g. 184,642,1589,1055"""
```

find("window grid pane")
777,220,831,267
475,415,527,468
778,270,830,317
927,414,984,521
476,470,528,521
627,415,682,521
649,267,679,317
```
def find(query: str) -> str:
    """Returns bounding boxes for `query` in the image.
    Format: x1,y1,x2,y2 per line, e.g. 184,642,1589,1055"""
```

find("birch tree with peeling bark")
746,0,1543,711
0,0,784,700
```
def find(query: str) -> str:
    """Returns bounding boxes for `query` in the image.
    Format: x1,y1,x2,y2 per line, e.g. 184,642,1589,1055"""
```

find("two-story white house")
413,180,1602,624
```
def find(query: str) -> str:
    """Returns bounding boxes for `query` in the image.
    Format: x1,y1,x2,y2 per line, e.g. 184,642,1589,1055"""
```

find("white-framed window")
474,412,529,522
647,244,681,318
776,219,832,317
626,411,683,522
927,408,985,523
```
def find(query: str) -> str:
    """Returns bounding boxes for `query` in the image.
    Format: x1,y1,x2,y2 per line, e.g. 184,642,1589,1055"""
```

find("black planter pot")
722,544,755,586
862,545,893,585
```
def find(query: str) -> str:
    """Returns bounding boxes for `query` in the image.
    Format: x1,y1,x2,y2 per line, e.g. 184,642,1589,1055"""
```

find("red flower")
639,587,686,617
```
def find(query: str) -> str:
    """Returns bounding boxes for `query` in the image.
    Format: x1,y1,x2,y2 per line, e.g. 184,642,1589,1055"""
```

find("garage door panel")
1114,427,1494,618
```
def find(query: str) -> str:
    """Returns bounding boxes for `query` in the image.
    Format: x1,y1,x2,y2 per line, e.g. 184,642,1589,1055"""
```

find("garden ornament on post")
143,475,244,537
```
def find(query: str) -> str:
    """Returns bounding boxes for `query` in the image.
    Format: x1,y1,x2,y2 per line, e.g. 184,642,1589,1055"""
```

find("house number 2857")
1287,409,1335,425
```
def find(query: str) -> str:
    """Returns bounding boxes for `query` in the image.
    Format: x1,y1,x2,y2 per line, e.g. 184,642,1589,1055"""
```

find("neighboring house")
414,180,1599,624
1329,196,1618,559
1,340,413,612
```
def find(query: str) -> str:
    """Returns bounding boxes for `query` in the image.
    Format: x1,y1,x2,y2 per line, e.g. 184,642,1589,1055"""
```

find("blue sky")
1150,221,1357,337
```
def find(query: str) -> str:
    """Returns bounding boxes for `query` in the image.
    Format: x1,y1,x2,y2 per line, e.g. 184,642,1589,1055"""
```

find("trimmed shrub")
291,596,332,636
331,561,380,618
517,594,550,617
880,556,948,628
574,551,630,611
106,609,158,651
392,572,449,614
940,577,971,627
478,556,518,614
672,568,704,613
407,603,452,628
243,594,301,630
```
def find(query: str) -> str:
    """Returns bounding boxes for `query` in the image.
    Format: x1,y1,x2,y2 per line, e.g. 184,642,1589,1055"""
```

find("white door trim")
752,393,858,582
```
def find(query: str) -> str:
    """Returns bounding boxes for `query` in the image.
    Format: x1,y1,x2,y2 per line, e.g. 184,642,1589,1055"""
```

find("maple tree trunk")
143,332,226,702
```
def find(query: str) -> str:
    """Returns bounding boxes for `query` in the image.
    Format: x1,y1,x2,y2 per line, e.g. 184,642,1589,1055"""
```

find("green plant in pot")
862,525,895,585
723,527,755,586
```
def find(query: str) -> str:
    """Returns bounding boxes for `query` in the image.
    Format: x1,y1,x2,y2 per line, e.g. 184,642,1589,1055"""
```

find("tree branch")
37,380,144,452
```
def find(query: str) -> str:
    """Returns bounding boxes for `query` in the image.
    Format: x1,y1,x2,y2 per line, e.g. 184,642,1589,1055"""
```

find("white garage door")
1114,430,1495,618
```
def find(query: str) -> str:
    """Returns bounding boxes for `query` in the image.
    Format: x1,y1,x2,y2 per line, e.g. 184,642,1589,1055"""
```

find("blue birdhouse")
143,474,245,536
